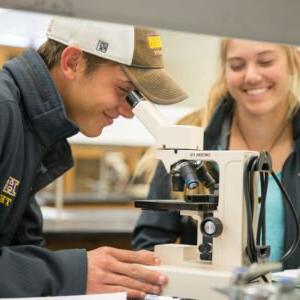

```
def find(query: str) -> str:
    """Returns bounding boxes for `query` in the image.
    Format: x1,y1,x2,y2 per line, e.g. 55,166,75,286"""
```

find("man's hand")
86,246,168,299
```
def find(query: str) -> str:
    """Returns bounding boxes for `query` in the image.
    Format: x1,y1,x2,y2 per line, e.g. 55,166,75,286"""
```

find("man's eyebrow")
119,79,135,88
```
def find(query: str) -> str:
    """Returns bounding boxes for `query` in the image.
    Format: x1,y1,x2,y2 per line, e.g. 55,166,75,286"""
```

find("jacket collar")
3,49,78,147
291,108,300,148
204,97,234,150
204,96,300,150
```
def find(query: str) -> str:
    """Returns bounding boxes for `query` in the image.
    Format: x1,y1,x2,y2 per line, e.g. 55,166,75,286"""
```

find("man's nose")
104,107,119,119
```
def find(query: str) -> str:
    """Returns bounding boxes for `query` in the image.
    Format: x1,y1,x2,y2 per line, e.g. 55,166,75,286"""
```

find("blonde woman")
132,39,300,269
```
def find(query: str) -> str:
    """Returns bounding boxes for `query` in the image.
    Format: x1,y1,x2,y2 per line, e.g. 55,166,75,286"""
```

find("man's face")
64,61,135,137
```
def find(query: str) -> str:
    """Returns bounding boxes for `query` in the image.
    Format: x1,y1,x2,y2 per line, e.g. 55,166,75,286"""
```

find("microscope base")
152,244,234,299
157,264,231,300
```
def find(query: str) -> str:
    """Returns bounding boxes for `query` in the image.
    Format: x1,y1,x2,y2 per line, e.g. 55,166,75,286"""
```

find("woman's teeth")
246,87,269,95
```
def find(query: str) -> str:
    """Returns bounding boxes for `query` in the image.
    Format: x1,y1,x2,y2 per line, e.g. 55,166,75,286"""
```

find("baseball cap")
47,16,188,104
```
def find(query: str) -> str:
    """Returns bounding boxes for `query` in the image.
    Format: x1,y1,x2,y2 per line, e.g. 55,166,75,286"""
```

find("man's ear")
60,46,85,80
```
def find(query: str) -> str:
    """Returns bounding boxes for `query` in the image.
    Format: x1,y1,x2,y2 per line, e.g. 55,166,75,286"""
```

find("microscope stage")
135,199,218,212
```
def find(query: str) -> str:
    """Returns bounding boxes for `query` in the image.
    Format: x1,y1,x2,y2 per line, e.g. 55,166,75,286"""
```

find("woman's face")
225,39,291,117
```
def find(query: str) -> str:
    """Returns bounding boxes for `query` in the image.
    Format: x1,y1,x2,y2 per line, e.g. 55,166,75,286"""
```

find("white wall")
160,29,220,109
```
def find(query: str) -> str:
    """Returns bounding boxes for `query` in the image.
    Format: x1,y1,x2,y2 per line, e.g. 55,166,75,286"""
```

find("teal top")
258,172,285,261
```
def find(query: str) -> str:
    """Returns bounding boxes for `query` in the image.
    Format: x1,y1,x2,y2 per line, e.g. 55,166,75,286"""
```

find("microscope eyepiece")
126,90,145,108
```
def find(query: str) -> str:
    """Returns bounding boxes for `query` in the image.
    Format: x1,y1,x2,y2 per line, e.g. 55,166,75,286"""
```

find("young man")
0,17,187,299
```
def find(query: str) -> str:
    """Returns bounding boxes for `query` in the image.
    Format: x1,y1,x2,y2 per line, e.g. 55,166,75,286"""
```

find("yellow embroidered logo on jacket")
0,194,12,207
3,176,20,197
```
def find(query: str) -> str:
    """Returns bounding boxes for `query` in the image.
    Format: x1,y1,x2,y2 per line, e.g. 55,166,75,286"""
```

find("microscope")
126,91,299,300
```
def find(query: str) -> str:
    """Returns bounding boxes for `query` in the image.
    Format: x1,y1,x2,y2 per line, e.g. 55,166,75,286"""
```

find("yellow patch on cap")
147,36,162,49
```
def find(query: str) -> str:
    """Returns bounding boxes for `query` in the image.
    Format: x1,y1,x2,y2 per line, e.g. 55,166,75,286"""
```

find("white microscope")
126,91,298,300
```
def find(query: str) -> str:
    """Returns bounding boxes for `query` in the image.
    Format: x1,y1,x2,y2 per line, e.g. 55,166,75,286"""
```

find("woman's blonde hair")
135,39,300,184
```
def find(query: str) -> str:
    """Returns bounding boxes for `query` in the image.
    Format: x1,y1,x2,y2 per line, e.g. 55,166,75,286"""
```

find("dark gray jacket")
132,98,300,270
0,49,87,297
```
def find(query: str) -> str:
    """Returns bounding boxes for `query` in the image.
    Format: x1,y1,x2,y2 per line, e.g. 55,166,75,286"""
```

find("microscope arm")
126,90,204,152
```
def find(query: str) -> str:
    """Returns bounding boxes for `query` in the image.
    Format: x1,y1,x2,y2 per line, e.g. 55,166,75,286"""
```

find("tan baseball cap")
47,16,188,104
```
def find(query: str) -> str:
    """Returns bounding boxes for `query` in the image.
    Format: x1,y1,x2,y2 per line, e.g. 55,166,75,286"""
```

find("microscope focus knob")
198,243,212,254
200,217,223,238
